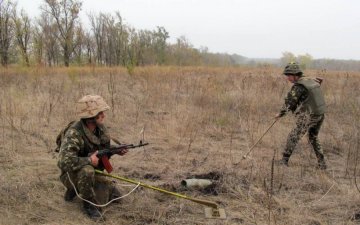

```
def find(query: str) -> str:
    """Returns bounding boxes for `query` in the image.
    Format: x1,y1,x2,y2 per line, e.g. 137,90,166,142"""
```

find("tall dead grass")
0,66,359,225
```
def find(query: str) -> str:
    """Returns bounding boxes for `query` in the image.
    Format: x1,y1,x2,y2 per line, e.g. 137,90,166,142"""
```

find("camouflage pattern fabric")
57,120,111,201
283,62,303,75
283,113,325,163
60,165,113,202
279,80,326,165
279,84,308,117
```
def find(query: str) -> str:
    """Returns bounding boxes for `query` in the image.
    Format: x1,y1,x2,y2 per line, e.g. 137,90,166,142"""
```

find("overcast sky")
16,0,360,60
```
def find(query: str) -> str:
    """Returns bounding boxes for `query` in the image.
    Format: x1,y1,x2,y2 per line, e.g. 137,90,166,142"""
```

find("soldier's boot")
83,200,102,220
64,188,77,202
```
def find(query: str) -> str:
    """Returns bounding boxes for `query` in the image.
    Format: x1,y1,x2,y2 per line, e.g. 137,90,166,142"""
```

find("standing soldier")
275,62,327,169
57,95,126,219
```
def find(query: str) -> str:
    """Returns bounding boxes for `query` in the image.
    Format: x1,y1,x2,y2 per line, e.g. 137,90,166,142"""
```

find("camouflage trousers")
60,165,114,203
283,114,325,162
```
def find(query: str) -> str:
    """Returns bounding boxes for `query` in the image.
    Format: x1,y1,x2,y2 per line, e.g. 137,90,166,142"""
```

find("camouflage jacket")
57,120,110,173
279,83,309,117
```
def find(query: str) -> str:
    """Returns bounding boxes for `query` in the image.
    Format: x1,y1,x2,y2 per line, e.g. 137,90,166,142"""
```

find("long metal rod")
242,119,278,159
95,170,218,208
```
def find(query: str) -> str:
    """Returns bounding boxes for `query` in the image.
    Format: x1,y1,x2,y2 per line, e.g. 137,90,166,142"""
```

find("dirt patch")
181,171,223,195
186,171,222,180
143,173,161,181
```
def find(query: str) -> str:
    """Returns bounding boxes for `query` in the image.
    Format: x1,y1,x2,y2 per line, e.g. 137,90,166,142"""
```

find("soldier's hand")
275,113,282,119
89,151,99,167
118,149,128,156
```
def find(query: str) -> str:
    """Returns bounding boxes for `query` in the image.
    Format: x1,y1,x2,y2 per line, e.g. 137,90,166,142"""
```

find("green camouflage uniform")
279,78,326,167
58,120,112,201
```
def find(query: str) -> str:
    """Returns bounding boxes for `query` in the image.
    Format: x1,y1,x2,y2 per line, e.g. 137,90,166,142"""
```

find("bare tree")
32,25,43,65
12,8,31,66
72,24,85,65
83,31,94,65
89,12,106,65
42,0,82,67
114,12,128,66
280,51,296,66
1,0,244,68
0,0,14,67
153,26,169,65
103,13,116,66
136,29,153,65
89,12,130,66
37,12,60,66
122,26,141,70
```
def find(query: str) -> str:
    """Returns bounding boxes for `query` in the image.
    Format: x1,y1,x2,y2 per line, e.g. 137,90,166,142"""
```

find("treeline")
279,52,360,72
0,0,242,68
1,0,360,71
311,59,360,72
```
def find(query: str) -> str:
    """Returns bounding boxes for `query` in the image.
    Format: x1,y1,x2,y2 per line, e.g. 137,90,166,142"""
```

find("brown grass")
0,66,359,225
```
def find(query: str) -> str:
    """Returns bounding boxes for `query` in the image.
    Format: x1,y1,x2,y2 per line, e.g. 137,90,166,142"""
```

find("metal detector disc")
204,207,226,219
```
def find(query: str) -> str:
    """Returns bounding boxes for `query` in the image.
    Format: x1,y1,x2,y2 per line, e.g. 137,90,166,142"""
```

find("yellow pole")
95,170,218,208
242,118,278,159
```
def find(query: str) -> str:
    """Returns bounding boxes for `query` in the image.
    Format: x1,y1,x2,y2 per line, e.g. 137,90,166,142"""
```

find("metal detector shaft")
242,119,278,159
95,170,218,209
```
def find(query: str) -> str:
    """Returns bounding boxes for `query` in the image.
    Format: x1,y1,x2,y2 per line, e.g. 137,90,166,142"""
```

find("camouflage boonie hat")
283,62,303,76
76,95,110,119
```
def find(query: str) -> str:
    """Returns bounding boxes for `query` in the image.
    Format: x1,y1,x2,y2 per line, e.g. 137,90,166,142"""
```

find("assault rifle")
96,141,149,173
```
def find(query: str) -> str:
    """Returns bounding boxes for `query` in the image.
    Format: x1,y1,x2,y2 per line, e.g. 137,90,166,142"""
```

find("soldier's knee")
60,172,74,189
78,165,95,180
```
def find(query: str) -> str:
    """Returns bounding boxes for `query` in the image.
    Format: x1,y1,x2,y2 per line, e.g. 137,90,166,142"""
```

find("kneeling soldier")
58,95,125,219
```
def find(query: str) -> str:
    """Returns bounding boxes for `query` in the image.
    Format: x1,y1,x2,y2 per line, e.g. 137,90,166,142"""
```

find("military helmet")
76,95,110,119
283,62,303,76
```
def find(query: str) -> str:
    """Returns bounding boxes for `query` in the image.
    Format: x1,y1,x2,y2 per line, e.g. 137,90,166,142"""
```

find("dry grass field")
0,66,359,225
